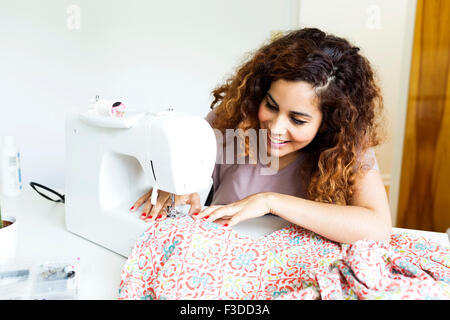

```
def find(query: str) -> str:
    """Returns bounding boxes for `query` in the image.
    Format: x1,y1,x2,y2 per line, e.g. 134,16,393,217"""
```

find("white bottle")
1,136,23,196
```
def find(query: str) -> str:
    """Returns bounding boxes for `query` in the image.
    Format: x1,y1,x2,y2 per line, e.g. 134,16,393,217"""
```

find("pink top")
205,110,379,205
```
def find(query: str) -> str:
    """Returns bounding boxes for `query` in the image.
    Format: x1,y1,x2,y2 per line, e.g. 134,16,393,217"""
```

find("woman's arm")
266,168,392,244
197,168,392,244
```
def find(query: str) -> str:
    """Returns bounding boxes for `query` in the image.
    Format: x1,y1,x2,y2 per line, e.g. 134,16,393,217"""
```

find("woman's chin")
267,146,285,158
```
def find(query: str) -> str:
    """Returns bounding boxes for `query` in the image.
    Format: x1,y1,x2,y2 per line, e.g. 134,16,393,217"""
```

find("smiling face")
258,79,323,162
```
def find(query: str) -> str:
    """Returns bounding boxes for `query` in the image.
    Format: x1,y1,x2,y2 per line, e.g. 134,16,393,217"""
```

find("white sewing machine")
64,108,217,257
64,106,450,258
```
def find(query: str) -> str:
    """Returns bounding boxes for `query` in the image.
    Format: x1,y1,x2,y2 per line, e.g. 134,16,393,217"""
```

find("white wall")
0,1,417,225
0,0,299,189
297,0,417,225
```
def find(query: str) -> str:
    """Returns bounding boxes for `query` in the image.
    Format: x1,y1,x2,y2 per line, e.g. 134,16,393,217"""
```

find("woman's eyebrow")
266,92,312,119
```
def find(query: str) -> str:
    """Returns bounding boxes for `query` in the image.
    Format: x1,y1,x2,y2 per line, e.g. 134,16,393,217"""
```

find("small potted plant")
0,203,19,261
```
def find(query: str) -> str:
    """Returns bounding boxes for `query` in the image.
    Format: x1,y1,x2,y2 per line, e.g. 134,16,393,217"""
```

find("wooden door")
397,0,450,232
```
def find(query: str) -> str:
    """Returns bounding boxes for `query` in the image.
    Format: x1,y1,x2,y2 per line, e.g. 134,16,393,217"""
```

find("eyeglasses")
30,182,65,204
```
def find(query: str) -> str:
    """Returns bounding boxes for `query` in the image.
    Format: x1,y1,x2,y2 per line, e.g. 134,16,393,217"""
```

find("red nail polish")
157,215,161,219
204,216,209,219
193,212,199,215
224,224,228,227
141,212,146,217
130,206,135,211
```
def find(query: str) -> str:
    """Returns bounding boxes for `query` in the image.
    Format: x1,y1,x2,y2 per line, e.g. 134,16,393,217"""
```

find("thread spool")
94,99,126,118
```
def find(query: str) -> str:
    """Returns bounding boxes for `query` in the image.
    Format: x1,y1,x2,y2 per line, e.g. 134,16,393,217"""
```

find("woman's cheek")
291,128,315,145
257,106,271,124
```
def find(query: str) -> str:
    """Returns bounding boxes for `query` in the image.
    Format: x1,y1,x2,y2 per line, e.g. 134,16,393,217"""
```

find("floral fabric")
118,216,450,300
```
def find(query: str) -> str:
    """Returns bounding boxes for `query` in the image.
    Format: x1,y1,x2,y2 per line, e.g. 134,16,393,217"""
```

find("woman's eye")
266,101,278,111
266,101,307,125
292,118,307,125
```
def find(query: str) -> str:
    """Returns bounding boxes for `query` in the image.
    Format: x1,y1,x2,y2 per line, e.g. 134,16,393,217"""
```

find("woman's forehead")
268,80,320,115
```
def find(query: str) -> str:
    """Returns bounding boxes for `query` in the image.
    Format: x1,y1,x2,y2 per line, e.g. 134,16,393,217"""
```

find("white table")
1,184,448,299
1,185,126,299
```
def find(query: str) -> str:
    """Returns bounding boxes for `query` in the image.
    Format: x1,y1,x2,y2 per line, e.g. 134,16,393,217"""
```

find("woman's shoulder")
204,109,217,126
359,147,379,171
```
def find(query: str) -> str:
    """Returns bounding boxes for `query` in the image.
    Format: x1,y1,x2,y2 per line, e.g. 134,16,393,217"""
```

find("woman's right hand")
129,188,202,223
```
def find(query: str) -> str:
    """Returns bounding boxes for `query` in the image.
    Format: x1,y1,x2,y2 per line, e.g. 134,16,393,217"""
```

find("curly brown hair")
209,28,386,205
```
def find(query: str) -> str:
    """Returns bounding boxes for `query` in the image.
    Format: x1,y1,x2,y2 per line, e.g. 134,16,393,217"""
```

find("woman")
119,29,450,301
131,27,391,244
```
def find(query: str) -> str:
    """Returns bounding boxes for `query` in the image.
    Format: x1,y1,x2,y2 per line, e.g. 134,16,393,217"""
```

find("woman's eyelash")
265,101,307,125
266,101,278,111
292,118,307,125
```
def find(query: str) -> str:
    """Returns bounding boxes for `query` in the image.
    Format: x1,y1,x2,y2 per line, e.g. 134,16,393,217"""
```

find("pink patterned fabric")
118,216,450,300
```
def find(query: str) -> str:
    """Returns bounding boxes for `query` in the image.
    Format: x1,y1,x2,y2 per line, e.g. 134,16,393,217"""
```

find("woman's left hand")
193,192,273,227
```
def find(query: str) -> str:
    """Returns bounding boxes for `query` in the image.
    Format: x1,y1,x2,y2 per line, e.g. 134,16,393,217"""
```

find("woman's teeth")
269,135,289,144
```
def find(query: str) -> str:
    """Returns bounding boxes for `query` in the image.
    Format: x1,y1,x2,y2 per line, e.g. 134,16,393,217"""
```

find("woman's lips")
268,134,289,147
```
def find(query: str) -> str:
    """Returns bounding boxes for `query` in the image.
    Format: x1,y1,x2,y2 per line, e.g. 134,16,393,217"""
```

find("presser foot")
165,193,188,218
165,205,188,218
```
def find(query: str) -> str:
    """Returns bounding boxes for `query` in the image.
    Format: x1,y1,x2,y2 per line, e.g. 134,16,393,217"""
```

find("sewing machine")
64,108,217,257
63,106,450,260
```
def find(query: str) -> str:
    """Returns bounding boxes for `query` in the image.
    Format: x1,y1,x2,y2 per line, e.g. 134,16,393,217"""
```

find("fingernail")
193,212,199,215
141,212,146,217
157,215,161,219
204,216,209,219
224,224,228,227
130,206,135,211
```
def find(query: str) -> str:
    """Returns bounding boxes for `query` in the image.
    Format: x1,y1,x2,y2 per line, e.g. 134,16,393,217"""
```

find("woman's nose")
269,115,288,135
